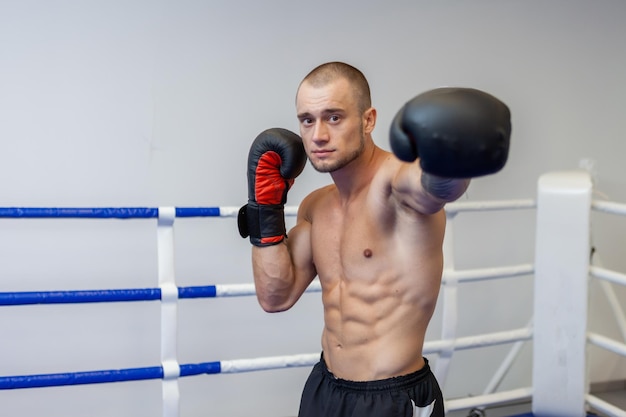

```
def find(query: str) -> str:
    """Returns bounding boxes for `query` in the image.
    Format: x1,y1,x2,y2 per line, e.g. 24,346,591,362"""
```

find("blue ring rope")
0,362,222,390
0,286,218,306
0,207,222,219
0,205,250,390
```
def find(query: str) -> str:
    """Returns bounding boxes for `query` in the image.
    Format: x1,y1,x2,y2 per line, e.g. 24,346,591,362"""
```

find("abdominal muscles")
319,256,440,381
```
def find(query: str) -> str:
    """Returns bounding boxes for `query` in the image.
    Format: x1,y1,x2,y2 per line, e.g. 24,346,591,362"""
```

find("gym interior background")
0,1,625,416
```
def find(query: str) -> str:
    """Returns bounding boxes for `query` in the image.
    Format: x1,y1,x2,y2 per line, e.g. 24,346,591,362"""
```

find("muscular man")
238,62,511,417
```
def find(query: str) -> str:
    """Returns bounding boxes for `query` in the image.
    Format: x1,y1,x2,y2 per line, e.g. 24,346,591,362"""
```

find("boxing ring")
0,170,625,417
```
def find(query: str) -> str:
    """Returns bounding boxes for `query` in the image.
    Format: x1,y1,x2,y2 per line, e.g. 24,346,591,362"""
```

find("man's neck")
330,142,383,202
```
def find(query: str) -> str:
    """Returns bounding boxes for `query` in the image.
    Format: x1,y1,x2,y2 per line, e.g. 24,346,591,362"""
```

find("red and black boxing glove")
238,128,307,246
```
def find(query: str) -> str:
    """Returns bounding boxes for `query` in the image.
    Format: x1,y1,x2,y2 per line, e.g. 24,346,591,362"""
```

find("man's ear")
363,107,377,134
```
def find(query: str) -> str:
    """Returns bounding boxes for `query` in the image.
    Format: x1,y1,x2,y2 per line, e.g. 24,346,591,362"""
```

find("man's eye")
329,115,340,122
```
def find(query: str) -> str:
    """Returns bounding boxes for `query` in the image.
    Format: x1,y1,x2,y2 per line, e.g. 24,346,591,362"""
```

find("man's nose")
312,121,329,142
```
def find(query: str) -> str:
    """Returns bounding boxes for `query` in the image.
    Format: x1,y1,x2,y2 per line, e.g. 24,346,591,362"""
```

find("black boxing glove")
238,128,307,246
389,87,511,178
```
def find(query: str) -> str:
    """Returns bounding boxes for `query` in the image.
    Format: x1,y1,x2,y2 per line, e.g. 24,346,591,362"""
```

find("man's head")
296,62,376,173
298,62,372,115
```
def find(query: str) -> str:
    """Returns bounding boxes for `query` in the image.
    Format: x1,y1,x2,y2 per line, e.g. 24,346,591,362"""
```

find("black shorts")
298,354,444,417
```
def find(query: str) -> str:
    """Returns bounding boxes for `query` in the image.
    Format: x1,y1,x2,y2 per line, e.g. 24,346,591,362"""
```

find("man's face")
296,78,369,173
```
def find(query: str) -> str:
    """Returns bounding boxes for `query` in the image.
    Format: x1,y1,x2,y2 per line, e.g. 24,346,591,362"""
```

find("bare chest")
308,190,445,294
309,198,395,285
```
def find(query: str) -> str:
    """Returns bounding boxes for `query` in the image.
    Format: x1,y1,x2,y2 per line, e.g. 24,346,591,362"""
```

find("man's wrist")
421,172,470,202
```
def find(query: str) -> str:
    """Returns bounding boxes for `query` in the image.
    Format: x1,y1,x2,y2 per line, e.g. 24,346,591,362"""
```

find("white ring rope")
445,199,536,214
445,387,533,412
443,264,534,284
587,332,626,357
215,280,322,297
219,353,320,374
591,266,626,287
586,394,626,417
423,327,532,354
592,200,626,216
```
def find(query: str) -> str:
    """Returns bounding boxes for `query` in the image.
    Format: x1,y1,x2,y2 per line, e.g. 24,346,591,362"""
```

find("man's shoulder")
369,150,404,191
306,184,336,205
298,184,336,218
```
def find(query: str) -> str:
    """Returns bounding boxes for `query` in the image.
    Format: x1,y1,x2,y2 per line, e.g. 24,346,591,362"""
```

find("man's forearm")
252,243,296,312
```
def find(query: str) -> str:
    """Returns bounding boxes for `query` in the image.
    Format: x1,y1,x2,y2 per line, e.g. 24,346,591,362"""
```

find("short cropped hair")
299,62,372,114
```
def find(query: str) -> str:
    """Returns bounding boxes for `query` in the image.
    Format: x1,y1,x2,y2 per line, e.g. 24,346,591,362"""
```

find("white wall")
0,1,625,416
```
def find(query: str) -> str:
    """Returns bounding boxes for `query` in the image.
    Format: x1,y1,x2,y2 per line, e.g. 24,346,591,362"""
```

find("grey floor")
446,384,626,417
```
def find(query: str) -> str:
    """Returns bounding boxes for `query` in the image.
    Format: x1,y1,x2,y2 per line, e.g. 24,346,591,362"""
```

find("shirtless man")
238,62,511,417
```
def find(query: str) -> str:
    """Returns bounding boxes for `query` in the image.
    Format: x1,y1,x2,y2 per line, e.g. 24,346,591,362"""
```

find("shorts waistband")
318,353,432,393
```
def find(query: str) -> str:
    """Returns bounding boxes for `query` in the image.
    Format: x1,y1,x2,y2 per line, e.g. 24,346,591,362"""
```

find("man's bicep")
287,217,317,286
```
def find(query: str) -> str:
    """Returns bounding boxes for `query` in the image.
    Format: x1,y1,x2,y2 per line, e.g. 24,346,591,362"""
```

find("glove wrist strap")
238,202,286,246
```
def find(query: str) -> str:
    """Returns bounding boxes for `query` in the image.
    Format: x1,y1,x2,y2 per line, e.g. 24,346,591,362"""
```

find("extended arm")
389,87,511,214
392,162,470,215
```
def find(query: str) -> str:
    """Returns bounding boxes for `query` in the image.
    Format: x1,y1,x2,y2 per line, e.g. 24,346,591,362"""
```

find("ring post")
532,171,592,417
158,207,180,417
